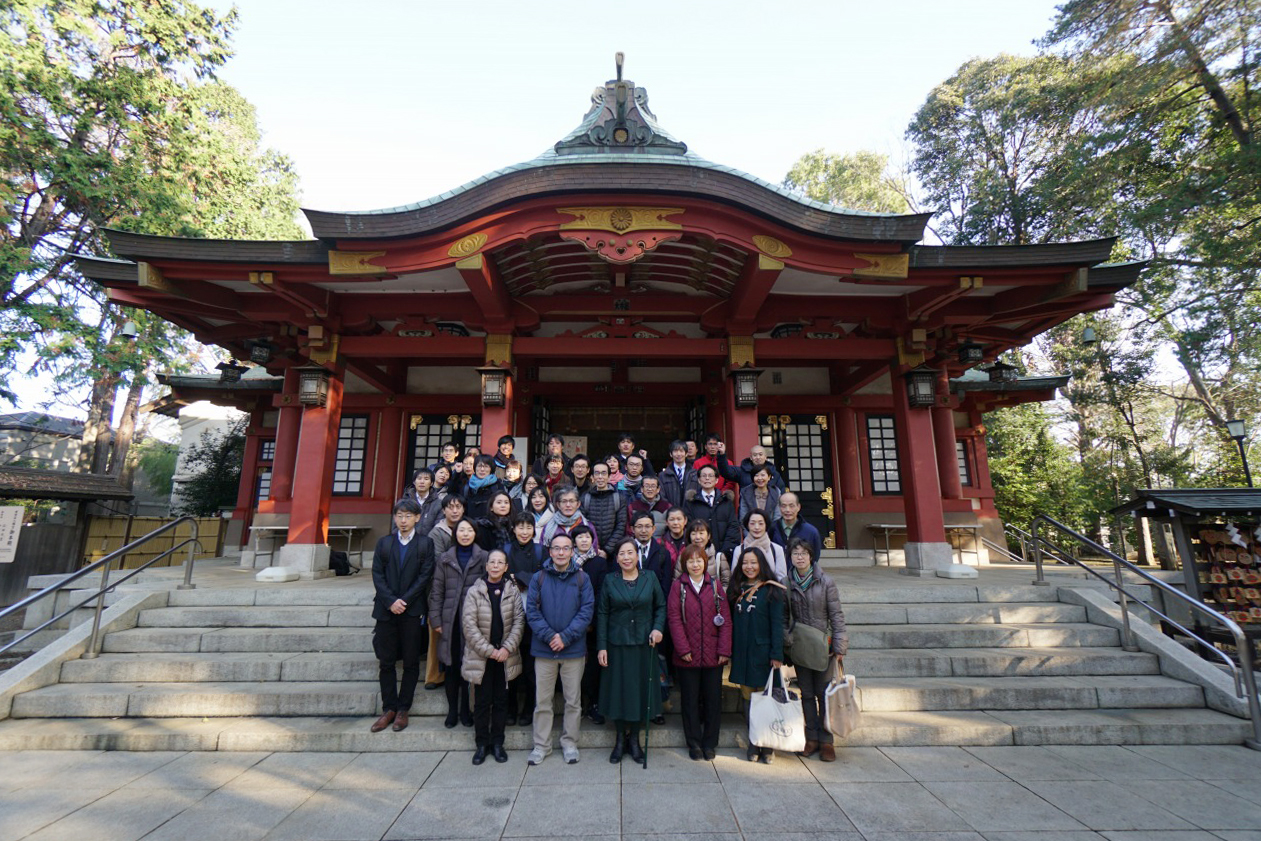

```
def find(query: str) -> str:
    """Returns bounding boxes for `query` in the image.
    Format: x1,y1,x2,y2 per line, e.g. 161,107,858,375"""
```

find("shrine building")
74,62,1138,577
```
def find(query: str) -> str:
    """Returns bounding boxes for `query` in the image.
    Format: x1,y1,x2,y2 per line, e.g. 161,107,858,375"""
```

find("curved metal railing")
0,516,202,660
1030,513,1261,750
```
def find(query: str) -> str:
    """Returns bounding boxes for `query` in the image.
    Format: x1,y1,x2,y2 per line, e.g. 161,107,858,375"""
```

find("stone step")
136,606,373,628
845,602,1085,625
848,623,1120,649
101,626,373,653
0,707,1247,752
855,675,1204,712
165,587,373,608
11,681,390,718
845,647,1161,678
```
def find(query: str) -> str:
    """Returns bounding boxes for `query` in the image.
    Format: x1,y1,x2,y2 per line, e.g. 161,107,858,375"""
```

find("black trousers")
582,631,601,710
374,614,426,713
444,628,470,718
474,659,509,746
676,665,722,751
509,626,535,717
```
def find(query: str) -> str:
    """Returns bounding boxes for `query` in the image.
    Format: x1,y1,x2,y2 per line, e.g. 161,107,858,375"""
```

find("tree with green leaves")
173,418,245,517
783,149,911,213
0,1,301,487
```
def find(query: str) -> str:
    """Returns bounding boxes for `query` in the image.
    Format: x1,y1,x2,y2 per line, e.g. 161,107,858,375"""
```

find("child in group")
462,549,524,764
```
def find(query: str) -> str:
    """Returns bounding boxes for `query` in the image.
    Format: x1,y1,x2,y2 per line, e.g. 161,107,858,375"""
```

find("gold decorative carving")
308,334,340,365
820,487,835,518
764,414,792,431
757,253,784,272
752,235,792,259
409,415,424,430
455,253,484,271
896,336,925,367
137,262,175,293
485,334,513,365
557,207,684,234
329,250,387,275
447,414,472,430
852,252,909,279
824,531,837,550
447,233,487,259
728,336,755,369
248,271,274,286
814,415,829,430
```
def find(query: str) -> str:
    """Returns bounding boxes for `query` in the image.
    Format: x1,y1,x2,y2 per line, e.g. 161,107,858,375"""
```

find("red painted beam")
337,335,485,359
755,337,894,361
514,337,727,359
455,254,513,330
729,253,784,328
344,359,402,394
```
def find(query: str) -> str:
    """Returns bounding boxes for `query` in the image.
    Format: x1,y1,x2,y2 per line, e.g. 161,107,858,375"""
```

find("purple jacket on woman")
666,574,732,668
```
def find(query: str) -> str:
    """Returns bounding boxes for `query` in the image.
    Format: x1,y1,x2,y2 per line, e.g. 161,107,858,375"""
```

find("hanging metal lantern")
957,340,985,365
729,366,764,408
476,365,511,408
215,360,249,384
987,361,1019,383
904,365,938,408
296,366,331,406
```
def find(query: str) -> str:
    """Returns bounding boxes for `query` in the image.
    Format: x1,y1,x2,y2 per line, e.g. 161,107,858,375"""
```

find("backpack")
329,550,356,576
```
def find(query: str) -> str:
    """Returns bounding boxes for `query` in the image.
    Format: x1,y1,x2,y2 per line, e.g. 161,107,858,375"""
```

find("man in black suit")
370,498,436,733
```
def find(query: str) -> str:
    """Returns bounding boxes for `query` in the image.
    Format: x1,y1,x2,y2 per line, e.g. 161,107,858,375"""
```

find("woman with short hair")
667,545,731,760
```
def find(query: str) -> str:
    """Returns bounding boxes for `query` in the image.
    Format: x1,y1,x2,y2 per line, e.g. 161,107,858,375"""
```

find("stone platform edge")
0,590,170,720
1057,585,1249,719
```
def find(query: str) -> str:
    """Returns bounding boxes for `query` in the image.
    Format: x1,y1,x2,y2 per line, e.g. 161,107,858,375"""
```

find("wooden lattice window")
866,415,901,495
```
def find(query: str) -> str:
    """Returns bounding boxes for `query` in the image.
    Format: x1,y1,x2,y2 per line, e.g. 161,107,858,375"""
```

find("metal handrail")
1030,513,1261,750
0,516,202,660
981,536,1026,564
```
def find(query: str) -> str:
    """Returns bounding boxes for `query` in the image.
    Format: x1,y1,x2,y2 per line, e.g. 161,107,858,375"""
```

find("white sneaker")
562,745,579,765
527,748,549,766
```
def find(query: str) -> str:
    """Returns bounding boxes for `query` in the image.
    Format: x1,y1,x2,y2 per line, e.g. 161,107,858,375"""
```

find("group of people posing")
371,432,847,767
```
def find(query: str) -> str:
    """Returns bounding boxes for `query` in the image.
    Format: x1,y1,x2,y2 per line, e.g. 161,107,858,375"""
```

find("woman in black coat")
428,518,489,728
464,455,506,520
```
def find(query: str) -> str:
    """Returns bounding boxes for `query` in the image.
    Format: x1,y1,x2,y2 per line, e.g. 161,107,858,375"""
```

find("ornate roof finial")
553,53,687,157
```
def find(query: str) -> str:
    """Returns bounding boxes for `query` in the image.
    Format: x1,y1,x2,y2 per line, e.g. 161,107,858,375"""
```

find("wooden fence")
83,516,225,569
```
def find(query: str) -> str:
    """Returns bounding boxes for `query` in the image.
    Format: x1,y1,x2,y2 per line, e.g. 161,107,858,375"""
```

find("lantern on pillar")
215,360,249,384
476,365,511,408
296,366,331,406
248,341,273,364
987,360,1019,383
728,366,763,409
957,340,985,365
903,365,938,408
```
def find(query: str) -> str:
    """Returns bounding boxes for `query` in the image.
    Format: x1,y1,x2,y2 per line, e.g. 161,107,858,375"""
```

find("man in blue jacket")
525,532,594,766
770,492,823,559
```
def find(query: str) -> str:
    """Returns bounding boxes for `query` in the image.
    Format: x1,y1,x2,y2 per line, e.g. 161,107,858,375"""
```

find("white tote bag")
748,667,806,753
823,673,862,738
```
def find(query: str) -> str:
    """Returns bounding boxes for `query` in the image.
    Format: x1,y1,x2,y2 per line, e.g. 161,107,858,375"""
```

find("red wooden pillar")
892,365,951,574
375,406,404,500
286,370,344,547
933,405,963,500
725,374,759,461
270,368,301,502
232,410,264,546
837,407,862,501
480,375,514,454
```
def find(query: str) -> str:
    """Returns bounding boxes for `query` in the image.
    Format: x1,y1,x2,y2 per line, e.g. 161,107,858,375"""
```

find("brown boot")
798,739,819,758
819,743,836,762
392,710,410,732
370,710,396,732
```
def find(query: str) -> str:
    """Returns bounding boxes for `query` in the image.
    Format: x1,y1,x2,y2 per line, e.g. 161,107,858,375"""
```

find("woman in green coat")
597,537,666,764
728,546,786,764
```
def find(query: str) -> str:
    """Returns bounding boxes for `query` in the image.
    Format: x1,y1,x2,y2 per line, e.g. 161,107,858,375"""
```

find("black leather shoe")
627,732,645,765
759,747,774,765
492,745,509,763
424,682,439,690
746,743,759,762
702,748,716,761
609,734,625,764
505,712,518,727
444,711,458,729
585,705,606,725
472,746,487,765
688,746,703,761
651,714,665,726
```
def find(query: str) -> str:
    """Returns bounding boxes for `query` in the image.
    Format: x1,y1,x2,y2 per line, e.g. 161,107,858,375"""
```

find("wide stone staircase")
0,573,1249,751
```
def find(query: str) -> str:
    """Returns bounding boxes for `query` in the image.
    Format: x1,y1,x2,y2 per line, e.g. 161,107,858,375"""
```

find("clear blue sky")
213,0,1064,217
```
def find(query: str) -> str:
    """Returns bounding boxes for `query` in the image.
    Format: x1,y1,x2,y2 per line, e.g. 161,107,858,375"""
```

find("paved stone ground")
3,743,1261,840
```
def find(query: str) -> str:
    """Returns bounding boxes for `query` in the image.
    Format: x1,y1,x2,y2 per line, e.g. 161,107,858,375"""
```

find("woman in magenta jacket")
667,544,732,761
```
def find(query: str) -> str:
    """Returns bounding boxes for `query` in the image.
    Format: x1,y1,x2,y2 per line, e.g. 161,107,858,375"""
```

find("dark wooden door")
761,413,837,550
